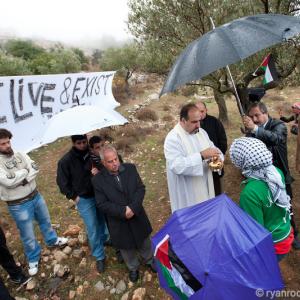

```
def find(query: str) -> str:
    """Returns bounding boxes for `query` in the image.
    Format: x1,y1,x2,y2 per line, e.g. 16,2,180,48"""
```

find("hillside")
0,77,299,300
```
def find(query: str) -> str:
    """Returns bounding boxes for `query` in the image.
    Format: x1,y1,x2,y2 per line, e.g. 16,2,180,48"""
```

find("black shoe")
115,249,124,264
96,259,105,273
147,261,157,273
292,237,300,250
10,273,31,285
104,239,113,247
129,270,139,282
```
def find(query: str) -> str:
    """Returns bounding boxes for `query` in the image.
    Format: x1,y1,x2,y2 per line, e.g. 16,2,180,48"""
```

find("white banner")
0,71,119,152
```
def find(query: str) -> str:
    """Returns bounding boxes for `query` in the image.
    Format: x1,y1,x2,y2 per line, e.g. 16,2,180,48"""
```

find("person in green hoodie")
230,137,293,262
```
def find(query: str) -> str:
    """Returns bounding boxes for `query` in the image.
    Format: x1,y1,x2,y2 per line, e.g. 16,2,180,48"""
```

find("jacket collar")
102,164,126,192
103,164,126,176
70,147,89,160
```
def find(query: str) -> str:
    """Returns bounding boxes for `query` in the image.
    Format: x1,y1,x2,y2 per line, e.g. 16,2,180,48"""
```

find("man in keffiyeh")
230,137,293,262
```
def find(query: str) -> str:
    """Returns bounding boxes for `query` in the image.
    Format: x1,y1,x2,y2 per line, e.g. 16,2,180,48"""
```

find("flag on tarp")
154,234,202,300
253,54,278,85
152,194,284,300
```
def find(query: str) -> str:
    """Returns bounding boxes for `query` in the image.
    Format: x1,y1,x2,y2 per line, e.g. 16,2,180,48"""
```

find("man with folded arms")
0,129,67,276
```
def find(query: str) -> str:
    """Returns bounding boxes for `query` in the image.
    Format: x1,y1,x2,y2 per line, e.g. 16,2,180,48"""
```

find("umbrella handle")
225,65,245,116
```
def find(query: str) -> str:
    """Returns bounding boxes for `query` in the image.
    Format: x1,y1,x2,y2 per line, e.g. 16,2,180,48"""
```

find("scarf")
174,123,215,201
230,137,290,209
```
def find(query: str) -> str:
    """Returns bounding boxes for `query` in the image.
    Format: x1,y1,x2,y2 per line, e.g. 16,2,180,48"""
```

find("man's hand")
201,148,220,160
125,206,134,219
242,116,256,131
91,167,99,176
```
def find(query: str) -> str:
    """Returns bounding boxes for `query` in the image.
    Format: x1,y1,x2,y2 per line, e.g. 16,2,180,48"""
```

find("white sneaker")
28,262,39,276
54,237,68,247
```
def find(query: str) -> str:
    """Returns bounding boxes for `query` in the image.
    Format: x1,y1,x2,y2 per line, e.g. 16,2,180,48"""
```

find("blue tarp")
152,194,284,300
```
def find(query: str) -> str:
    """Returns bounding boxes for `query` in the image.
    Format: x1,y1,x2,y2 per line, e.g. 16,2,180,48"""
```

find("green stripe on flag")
158,261,189,300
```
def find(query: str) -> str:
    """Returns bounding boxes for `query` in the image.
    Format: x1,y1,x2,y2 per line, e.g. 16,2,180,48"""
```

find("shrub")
115,137,135,153
162,115,173,122
162,104,170,111
98,128,115,142
136,108,158,121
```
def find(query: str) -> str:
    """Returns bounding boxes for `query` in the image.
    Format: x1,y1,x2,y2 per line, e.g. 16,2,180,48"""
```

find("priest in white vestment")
164,103,224,212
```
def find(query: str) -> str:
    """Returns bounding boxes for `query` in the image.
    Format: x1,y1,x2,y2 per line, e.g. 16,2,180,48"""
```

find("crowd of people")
0,98,299,299
164,101,299,264
0,130,156,299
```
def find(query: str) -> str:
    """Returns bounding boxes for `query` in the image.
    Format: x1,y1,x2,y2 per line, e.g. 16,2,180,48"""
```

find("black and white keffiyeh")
230,137,290,209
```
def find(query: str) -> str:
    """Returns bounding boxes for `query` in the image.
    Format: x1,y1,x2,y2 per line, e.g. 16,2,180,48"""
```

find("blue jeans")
8,193,57,263
77,197,107,261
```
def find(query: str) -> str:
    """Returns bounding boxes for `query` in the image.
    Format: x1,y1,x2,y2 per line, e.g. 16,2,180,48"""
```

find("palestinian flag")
253,54,278,86
154,235,203,299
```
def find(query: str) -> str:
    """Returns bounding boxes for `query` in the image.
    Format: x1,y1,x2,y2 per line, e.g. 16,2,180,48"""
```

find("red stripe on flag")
261,54,271,67
155,235,172,269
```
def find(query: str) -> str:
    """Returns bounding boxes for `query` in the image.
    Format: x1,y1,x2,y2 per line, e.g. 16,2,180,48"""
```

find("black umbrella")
160,14,300,114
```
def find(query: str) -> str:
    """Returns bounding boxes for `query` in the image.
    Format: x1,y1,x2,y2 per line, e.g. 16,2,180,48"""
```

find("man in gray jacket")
0,129,67,276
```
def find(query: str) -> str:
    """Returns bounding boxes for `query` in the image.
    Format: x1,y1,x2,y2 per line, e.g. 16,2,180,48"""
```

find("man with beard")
164,103,223,212
57,134,107,272
0,129,68,276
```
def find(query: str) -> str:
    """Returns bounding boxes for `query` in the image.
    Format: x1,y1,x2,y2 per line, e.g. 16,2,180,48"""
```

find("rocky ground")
0,76,299,299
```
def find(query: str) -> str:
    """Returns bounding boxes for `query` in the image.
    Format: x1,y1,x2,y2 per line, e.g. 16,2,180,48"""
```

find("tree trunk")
124,80,131,97
213,89,228,124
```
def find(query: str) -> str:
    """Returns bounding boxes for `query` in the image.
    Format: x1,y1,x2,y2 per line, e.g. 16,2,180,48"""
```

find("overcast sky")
0,0,131,46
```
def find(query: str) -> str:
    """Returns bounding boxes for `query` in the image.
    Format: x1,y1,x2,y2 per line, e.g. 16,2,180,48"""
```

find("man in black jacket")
243,102,300,249
56,135,107,272
92,145,155,282
196,101,228,195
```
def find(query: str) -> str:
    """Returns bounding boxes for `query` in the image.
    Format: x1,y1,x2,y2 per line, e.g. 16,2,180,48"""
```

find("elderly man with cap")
230,137,293,262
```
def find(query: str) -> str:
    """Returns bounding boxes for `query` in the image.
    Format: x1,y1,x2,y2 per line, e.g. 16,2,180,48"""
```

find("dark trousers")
0,226,22,300
120,236,153,271
0,279,15,300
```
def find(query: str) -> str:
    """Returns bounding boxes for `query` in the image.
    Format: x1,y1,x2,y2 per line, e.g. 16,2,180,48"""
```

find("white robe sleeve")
164,131,204,176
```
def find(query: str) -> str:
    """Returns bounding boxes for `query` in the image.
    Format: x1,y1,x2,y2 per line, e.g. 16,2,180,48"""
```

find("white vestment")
164,123,223,212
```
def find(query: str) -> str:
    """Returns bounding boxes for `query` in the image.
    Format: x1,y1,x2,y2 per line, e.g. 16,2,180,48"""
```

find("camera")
290,124,298,135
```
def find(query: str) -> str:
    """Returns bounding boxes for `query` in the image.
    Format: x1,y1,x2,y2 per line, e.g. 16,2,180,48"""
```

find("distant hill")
0,32,132,55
